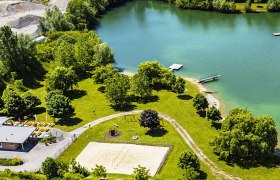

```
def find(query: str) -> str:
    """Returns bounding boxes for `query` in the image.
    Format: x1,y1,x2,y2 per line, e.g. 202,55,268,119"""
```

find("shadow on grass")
33,107,46,115
145,127,168,137
223,154,280,169
197,111,206,118
110,104,137,112
98,86,106,93
22,61,47,89
130,95,159,104
177,94,193,100
57,117,83,126
211,121,222,130
198,170,207,179
65,89,87,100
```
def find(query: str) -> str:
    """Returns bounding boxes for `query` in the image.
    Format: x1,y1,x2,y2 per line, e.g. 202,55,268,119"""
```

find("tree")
133,165,150,180
39,6,74,33
160,68,176,90
45,90,63,102
46,93,74,118
138,61,166,88
268,0,280,11
183,167,200,180
104,74,130,107
70,159,90,177
1,85,15,104
193,93,208,113
46,66,78,93
73,41,94,75
54,37,102,76
22,92,41,114
139,109,160,129
172,77,185,94
92,164,107,178
178,151,200,171
4,91,26,118
54,41,75,69
0,26,37,79
42,158,60,179
206,106,222,124
245,0,252,12
93,43,115,66
130,73,152,98
66,0,98,30
213,108,278,164
92,64,118,84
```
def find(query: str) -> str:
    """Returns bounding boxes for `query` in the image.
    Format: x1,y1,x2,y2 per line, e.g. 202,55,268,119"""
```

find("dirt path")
71,110,240,180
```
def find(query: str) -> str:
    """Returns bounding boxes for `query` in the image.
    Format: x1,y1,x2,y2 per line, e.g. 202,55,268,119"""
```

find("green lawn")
30,78,280,179
57,116,215,179
235,3,268,12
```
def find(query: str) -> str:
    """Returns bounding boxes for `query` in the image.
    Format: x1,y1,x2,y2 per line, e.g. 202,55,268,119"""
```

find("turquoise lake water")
96,0,280,130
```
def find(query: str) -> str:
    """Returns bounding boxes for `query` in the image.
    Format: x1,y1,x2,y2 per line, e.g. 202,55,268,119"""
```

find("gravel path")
0,110,240,179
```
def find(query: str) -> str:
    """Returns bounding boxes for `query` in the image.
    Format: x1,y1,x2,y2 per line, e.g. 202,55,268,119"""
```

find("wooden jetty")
198,75,220,83
169,64,183,71
273,32,280,36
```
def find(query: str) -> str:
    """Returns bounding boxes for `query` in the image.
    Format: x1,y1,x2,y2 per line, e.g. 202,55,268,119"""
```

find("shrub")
133,165,150,180
92,164,107,178
11,158,23,166
0,158,23,166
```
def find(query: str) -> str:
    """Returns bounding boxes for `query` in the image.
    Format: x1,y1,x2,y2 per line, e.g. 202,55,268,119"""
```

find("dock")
273,32,280,36
169,64,183,71
198,75,220,83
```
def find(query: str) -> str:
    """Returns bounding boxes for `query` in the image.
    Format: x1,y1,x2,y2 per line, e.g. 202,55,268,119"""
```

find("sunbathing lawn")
31,78,280,179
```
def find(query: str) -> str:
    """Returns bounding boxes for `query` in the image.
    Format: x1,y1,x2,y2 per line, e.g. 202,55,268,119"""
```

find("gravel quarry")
0,0,70,35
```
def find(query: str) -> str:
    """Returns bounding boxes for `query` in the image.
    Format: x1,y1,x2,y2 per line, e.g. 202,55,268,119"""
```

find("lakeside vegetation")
159,0,280,12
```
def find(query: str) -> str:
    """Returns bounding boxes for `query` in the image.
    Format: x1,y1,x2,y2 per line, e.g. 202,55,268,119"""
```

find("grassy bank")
30,78,280,179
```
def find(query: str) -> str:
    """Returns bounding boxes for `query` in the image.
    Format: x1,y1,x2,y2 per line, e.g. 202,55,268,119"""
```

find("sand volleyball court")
76,142,170,176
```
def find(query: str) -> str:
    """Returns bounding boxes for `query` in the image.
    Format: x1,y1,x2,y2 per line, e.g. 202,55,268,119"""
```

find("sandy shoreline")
122,71,221,110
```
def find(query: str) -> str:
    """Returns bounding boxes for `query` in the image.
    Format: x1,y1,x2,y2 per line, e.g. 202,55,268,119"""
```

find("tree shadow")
145,127,168,137
57,117,83,126
110,104,137,112
198,170,207,179
130,95,159,104
211,121,222,130
224,155,280,169
65,89,87,100
33,107,46,115
177,94,193,100
197,111,206,118
98,86,106,93
23,61,47,89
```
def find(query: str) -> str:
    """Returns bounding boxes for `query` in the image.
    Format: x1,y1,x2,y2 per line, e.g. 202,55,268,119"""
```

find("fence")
51,134,77,158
